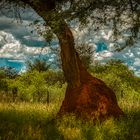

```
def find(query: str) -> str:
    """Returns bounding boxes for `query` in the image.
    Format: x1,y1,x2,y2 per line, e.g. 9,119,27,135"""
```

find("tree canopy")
0,0,140,43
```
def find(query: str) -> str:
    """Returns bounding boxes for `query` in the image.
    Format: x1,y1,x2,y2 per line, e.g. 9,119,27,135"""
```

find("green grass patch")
0,102,140,140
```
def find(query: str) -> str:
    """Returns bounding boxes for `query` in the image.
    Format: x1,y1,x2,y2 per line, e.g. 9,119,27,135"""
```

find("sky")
0,7,140,76
0,8,57,72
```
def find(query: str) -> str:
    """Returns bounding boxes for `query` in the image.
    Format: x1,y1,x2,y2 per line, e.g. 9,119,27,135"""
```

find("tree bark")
24,3,124,120
42,11,124,120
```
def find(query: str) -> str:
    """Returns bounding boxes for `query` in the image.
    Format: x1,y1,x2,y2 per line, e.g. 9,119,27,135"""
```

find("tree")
26,59,51,72
0,67,18,79
1,0,140,120
76,43,95,69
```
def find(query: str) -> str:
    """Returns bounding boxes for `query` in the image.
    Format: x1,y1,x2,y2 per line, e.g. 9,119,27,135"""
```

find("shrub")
7,70,66,103
90,60,140,102
26,59,51,72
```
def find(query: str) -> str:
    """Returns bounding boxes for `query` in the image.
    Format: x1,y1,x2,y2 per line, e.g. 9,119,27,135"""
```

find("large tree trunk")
45,12,124,120
26,3,124,120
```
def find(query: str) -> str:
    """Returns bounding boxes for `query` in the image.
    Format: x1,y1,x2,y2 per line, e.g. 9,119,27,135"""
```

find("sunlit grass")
0,99,140,140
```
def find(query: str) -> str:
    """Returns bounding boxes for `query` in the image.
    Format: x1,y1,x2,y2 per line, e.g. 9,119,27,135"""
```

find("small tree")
9,71,49,102
0,67,18,79
76,43,95,69
0,67,18,95
26,59,51,72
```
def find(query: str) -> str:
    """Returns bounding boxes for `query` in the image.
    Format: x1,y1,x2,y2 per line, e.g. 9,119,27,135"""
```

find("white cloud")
23,35,45,42
134,58,140,66
0,31,49,60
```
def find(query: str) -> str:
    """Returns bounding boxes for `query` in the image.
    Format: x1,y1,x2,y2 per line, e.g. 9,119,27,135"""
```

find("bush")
76,43,94,69
43,70,65,86
7,70,66,103
89,60,140,102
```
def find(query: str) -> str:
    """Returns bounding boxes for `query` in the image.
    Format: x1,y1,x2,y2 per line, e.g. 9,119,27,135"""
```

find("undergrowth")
0,60,140,140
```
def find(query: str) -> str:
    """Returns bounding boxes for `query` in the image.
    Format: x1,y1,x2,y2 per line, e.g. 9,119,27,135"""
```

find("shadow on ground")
0,108,64,140
0,105,140,140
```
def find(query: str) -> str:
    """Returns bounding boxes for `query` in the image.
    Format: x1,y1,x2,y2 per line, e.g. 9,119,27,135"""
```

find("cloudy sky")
0,8,55,72
0,7,140,76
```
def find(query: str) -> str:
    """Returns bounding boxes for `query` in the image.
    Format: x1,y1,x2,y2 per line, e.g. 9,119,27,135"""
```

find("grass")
0,61,140,140
0,102,61,140
0,99,140,140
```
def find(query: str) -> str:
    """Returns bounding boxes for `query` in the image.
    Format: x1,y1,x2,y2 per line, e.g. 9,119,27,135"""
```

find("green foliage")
0,60,139,106
0,59,140,106
0,102,140,140
5,70,65,102
14,71,48,101
0,69,9,93
76,43,94,69
0,103,62,140
0,61,140,139
43,70,65,85
26,59,51,72
43,29,54,43
0,67,18,79
0,69,5,79
0,78,8,93
90,60,140,105
2,0,140,47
